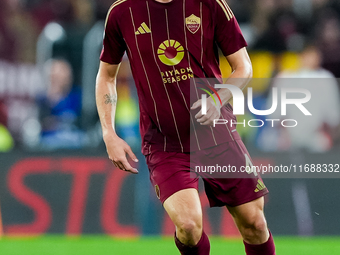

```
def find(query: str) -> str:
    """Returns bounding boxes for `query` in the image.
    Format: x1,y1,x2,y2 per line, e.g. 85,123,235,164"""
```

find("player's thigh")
227,196,266,228
163,188,203,229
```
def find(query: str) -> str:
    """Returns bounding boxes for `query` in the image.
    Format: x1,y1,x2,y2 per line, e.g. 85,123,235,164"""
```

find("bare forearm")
96,76,118,138
94,62,138,173
96,62,121,138
216,47,253,106
218,65,252,106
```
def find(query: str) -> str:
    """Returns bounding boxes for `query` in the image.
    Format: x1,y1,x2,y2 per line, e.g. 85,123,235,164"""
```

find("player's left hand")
191,97,222,126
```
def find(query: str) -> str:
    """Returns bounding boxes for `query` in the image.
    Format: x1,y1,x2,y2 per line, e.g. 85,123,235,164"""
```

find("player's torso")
112,0,237,153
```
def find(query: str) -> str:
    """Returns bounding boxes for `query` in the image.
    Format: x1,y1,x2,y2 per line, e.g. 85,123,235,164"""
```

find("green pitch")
0,236,340,255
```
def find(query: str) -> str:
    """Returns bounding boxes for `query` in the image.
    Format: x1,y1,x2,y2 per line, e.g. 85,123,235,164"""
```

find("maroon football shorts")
145,139,269,207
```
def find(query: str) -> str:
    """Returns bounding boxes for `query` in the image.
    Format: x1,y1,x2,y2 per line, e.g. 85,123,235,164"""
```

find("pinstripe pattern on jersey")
145,3,184,152
198,3,218,146
129,7,163,135
182,0,202,150
184,0,224,149
164,8,201,152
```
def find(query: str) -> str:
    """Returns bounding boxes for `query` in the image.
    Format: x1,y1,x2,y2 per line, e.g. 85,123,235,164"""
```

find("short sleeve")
100,7,126,64
214,0,247,56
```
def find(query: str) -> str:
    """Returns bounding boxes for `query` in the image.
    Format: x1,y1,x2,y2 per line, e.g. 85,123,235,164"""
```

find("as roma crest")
186,14,201,34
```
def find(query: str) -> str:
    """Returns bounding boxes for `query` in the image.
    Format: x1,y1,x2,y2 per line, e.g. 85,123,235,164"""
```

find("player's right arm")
96,61,139,174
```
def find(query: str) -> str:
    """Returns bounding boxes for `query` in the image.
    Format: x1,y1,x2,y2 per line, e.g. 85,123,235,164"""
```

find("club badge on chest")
186,14,201,34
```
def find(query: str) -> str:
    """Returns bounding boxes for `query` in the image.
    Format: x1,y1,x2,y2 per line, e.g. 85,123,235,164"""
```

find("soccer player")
96,0,276,254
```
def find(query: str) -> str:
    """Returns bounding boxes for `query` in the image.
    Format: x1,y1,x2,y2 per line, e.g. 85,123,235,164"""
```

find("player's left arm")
192,47,252,125
192,0,252,125
216,46,252,105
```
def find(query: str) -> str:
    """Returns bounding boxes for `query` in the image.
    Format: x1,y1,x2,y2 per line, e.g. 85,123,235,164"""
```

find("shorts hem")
161,185,198,205
209,189,269,208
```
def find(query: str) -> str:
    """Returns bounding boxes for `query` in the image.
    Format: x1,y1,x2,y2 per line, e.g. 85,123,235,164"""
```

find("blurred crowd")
235,0,340,77
0,0,339,152
0,0,115,63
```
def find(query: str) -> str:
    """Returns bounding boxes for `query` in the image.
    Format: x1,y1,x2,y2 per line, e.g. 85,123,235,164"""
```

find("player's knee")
177,218,202,236
252,216,267,233
240,214,268,242
176,217,203,246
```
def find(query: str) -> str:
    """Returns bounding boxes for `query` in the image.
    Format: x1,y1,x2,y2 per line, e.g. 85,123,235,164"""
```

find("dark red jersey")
100,0,247,154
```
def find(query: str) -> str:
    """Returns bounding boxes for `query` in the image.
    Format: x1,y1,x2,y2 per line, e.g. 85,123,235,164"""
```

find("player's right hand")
103,134,139,174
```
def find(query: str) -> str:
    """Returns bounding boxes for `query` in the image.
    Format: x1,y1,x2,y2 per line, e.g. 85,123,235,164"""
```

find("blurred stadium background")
0,0,340,254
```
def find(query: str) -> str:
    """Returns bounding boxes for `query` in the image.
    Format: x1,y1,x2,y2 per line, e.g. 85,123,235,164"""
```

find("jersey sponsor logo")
185,14,201,34
161,67,194,84
135,22,151,35
157,39,185,66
